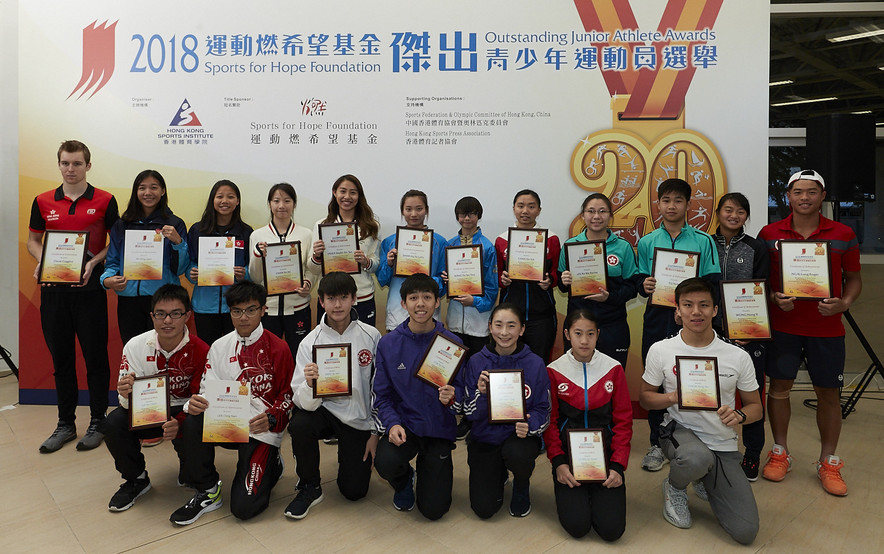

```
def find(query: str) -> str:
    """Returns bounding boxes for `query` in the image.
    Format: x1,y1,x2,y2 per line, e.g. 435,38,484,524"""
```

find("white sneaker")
662,478,692,529
642,445,667,472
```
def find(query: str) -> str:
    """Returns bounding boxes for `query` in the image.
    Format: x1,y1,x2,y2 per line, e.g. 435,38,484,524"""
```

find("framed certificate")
197,236,236,286
394,226,434,277
38,230,90,285
675,356,721,411
123,229,164,280
318,222,360,275
446,244,484,298
414,332,468,388
128,375,170,430
565,240,608,296
778,240,832,300
261,241,304,296
312,343,352,398
567,429,608,483
650,248,700,307
202,379,251,443
487,369,526,423
506,227,548,282
720,280,773,341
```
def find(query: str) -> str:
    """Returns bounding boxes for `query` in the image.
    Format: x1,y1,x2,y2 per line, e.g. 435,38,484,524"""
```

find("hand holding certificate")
506,227,548,282
778,240,832,300
261,241,304,296
676,356,721,410
565,240,608,296
720,280,772,340
446,244,484,297
129,375,170,430
394,226,434,277
198,236,236,286
318,222,360,275
415,333,467,388
312,344,352,398
203,379,251,443
124,229,164,280
651,248,700,307
38,230,90,285
567,429,608,483
487,370,526,423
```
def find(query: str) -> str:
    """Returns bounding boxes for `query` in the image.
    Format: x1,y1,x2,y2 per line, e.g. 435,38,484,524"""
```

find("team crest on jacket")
607,254,619,266
524,384,532,399
604,380,614,393
358,349,373,366
557,382,568,393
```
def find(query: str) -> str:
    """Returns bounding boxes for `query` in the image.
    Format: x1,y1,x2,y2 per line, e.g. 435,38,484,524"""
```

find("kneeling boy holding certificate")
284,272,381,519
171,281,295,525
104,284,209,512
371,273,463,520
639,278,761,545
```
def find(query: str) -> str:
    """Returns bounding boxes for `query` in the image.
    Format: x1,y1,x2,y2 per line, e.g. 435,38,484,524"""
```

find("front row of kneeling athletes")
104,272,759,544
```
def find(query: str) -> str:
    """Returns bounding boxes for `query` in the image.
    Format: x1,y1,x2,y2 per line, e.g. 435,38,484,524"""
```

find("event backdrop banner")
17,0,769,405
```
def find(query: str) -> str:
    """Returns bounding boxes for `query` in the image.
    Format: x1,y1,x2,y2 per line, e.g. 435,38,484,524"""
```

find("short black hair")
674,277,714,305
318,271,358,299
400,273,439,300
490,302,525,326
512,189,541,207
267,182,297,204
454,196,483,219
151,284,191,312
657,178,692,201
715,192,750,218
225,280,267,308
563,308,598,331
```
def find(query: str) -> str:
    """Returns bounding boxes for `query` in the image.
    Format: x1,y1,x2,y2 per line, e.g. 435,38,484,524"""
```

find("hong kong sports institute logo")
169,99,203,126
68,20,117,100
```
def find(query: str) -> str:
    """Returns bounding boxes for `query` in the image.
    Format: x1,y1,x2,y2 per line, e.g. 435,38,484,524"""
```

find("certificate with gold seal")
676,356,721,411
123,229,164,280
128,375,170,430
198,236,236,286
261,241,304,296
414,332,467,388
38,230,90,285
318,222,360,275
651,248,700,307
720,280,772,341
446,244,484,298
506,227,548,282
312,343,352,398
567,429,608,483
778,240,832,300
487,370,526,424
394,226,434,277
566,240,608,296
202,379,250,443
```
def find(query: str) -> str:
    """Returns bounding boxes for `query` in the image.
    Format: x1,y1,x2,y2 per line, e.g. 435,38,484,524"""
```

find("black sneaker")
284,483,324,519
392,466,415,511
108,477,151,512
170,481,223,525
76,417,105,451
509,483,531,517
741,454,760,482
39,423,77,453
456,418,472,441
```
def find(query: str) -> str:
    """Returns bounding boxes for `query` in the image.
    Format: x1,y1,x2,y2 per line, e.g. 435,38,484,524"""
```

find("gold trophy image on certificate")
318,222,360,275
38,230,90,285
650,248,700,307
414,332,468,388
487,370,527,423
197,236,236,286
128,375,170,430
202,379,251,443
720,280,772,340
506,227,548,282
394,226,434,277
778,240,833,300
261,241,304,296
567,429,608,483
312,344,353,398
566,240,609,296
676,356,721,411
123,229,164,280
446,244,485,298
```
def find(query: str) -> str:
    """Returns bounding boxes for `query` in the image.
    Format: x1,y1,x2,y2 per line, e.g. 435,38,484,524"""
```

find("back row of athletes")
27,141,860,544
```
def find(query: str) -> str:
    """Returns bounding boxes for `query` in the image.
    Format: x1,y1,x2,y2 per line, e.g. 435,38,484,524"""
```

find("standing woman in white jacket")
307,174,381,326
248,183,313,358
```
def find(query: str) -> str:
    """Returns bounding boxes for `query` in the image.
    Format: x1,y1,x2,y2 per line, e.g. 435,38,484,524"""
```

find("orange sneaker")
817,455,848,497
762,444,792,482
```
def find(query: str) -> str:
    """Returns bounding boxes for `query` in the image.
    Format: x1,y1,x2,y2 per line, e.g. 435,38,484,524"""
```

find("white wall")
0,0,19,369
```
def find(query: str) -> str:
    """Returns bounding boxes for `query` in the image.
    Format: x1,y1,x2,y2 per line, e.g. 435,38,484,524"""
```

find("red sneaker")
762,444,792,482
817,455,848,497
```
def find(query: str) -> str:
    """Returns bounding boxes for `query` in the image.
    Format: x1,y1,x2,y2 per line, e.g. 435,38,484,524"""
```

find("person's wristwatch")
734,409,747,424
266,413,277,429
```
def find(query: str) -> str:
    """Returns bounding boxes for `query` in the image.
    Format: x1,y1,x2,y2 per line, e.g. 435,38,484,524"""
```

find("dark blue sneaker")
392,466,415,511
509,483,531,517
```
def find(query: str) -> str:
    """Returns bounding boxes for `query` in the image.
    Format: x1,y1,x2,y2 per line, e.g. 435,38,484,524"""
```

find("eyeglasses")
152,310,186,320
583,209,610,216
230,305,262,318
458,212,479,218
